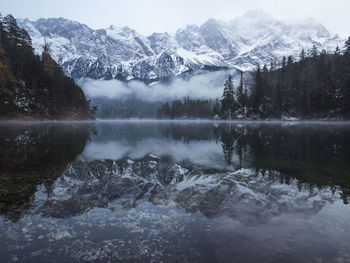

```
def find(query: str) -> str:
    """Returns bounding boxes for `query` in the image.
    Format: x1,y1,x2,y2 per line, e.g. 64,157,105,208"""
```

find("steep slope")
17,10,344,82
0,14,94,119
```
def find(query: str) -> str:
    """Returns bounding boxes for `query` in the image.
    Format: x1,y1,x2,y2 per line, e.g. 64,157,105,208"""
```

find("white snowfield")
18,10,344,82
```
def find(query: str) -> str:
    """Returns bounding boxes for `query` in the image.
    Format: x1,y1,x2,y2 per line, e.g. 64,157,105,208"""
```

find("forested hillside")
155,38,350,120
221,39,350,119
0,14,94,120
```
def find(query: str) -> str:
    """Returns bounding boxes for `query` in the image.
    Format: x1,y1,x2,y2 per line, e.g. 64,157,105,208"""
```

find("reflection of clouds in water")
80,138,234,169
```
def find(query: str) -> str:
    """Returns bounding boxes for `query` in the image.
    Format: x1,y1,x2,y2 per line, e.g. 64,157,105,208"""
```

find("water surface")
1,121,350,262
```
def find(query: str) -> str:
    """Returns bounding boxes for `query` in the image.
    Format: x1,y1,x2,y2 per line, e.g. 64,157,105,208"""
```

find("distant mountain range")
17,10,345,82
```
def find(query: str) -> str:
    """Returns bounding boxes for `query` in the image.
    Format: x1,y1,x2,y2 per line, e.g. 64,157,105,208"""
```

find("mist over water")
79,70,239,101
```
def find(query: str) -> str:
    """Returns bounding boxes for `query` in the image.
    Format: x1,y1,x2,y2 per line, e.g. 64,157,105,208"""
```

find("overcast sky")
1,0,349,37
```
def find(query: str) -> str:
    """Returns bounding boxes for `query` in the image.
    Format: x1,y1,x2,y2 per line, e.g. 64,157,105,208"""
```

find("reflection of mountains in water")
1,122,350,222
28,155,338,225
85,122,350,204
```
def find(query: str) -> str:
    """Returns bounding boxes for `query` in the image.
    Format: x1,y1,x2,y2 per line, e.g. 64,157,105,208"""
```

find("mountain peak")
185,24,200,31
203,18,226,27
17,13,344,81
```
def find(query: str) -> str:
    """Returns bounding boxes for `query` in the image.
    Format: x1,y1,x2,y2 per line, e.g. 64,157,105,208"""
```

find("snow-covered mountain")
17,10,344,82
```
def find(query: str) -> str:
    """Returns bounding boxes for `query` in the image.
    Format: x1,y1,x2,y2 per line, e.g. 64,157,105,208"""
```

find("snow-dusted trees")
217,38,350,119
0,13,94,119
236,72,248,114
344,37,350,54
239,38,350,118
220,74,236,119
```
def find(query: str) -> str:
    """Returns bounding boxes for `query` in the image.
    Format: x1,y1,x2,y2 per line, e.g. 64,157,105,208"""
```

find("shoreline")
1,118,350,124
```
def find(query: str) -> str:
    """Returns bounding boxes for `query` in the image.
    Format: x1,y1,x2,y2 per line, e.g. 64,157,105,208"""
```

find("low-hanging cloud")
79,70,239,102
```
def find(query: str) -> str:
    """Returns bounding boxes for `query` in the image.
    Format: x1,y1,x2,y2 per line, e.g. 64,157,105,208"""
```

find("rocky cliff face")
17,10,344,82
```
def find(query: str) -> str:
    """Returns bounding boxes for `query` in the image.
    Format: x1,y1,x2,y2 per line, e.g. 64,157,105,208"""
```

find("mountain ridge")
17,10,345,82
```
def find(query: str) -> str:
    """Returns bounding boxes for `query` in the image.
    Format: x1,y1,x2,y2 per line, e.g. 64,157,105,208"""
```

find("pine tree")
261,64,274,116
250,64,263,115
299,49,306,61
237,72,244,107
335,46,341,55
345,37,350,54
0,13,3,36
282,56,286,68
342,36,350,116
2,15,31,46
311,44,318,57
221,75,235,119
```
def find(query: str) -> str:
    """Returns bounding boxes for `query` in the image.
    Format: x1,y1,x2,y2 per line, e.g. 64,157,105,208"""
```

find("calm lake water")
1,121,350,263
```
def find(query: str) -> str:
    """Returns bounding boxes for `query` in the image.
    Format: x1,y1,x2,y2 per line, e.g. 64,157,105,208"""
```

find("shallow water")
0,121,350,262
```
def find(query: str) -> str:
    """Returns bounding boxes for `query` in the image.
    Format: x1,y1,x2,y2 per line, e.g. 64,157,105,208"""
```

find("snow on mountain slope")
17,10,345,82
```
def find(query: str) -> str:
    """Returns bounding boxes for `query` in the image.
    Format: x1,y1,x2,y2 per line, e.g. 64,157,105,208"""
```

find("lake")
1,120,350,263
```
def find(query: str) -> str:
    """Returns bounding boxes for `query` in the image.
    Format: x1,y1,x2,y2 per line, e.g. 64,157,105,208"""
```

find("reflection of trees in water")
220,124,249,168
0,123,93,221
160,123,350,204
220,126,234,165
1,122,349,223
